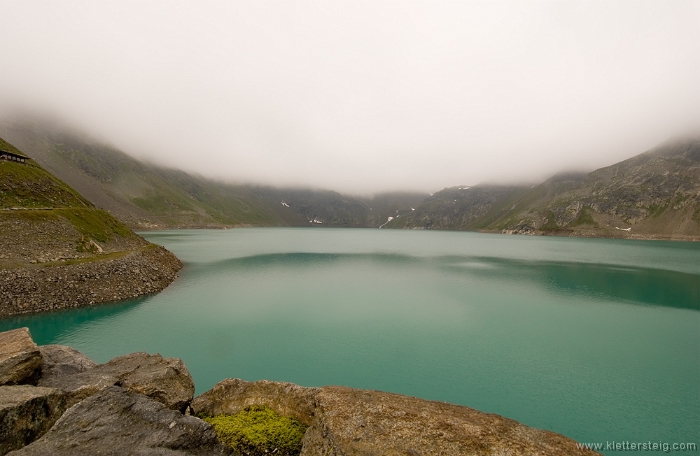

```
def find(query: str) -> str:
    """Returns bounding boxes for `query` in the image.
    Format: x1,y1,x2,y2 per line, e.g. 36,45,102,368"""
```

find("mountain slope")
2,122,283,228
392,139,700,239
1,121,425,229
387,185,530,230
0,136,181,316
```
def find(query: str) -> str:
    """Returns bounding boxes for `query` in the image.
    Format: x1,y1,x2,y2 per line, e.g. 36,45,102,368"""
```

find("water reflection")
192,251,698,311
0,297,147,344
442,256,700,310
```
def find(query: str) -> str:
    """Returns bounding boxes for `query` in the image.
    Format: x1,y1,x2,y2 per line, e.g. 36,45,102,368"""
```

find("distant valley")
2,118,698,240
0,120,428,230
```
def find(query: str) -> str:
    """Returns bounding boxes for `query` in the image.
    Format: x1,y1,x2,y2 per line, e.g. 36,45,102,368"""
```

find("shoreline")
136,222,700,242
0,245,182,318
3,224,696,320
0,328,601,455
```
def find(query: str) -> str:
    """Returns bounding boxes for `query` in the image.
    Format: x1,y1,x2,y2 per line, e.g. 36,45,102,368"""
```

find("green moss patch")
692,207,700,223
55,208,133,242
568,206,599,227
202,405,308,456
0,160,91,209
540,210,560,230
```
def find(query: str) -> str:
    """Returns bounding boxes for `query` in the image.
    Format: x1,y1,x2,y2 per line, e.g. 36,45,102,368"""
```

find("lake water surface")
2,228,699,454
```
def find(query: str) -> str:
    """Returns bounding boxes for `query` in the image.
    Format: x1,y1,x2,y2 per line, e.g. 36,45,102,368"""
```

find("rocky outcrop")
0,329,203,455
389,139,700,240
0,328,598,455
96,352,195,412
192,378,319,426
0,245,182,317
0,328,42,386
9,387,232,456
0,386,67,455
39,352,194,412
37,345,97,381
301,386,596,455
193,379,600,456
389,185,529,231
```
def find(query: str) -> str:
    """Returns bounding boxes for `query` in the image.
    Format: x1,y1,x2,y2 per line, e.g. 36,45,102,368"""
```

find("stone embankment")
0,206,183,317
0,246,181,317
0,327,600,456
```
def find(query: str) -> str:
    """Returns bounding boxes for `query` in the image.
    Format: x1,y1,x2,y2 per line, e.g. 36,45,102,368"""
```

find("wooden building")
0,149,30,163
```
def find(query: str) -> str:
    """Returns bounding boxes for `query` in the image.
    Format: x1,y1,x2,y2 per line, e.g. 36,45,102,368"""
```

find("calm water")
2,228,699,454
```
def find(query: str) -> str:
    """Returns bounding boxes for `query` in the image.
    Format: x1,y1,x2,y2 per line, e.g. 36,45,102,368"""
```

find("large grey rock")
37,345,97,383
9,386,233,456
191,378,319,426
300,386,600,456
39,352,194,412
193,379,600,456
0,328,42,386
0,385,67,455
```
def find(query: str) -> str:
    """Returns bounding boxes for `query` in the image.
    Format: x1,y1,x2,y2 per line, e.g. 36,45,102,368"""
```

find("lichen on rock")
202,405,308,456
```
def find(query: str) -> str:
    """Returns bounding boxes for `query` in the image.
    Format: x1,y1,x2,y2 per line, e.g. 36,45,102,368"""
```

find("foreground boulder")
0,385,67,455
301,386,597,456
192,378,319,426
37,345,97,381
193,379,600,456
0,328,42,386
0,328,599,455
39,352,195,412
9,386,232,456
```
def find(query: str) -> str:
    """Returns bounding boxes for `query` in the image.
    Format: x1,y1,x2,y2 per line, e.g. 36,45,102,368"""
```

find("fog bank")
1,1,698,193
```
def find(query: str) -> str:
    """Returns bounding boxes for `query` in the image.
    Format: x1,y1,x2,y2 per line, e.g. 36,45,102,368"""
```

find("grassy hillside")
1,157,91,208
0,143,136,246
1,135,185,317
6,118,695,239
4,125,283,228
0,120,425,229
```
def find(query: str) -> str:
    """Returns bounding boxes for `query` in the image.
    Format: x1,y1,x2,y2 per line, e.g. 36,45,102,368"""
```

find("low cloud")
1,1,698,194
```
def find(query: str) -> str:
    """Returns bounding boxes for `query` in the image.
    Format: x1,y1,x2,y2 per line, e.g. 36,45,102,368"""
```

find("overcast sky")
1,1,699,194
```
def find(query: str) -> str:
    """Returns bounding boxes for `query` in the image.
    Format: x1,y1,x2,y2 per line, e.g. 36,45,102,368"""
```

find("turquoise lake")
2,228,699,454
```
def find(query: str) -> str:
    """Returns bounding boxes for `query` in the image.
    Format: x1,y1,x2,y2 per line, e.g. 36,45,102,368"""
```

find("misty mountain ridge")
0,119,428,229
2,117,698,240
390,137,700,240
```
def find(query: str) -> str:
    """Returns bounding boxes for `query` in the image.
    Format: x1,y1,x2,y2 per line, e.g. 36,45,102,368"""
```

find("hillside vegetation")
3,118,697,240
0,150,136,249
1,121,427,229
0,136,181,316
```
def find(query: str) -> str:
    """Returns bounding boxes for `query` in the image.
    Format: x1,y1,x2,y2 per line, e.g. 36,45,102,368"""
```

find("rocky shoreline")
0,246,182,317
0,327,600,455
479,227,700,242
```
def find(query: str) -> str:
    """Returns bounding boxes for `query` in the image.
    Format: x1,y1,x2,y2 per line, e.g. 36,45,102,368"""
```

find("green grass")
648,203,669,218
201,405,308,456
0,137,29,157
6,208,134,243
55,208,134,242
568,206,599,227
1,137,135,243
692,207,700,223
0,160,92,208
540,210,559,230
